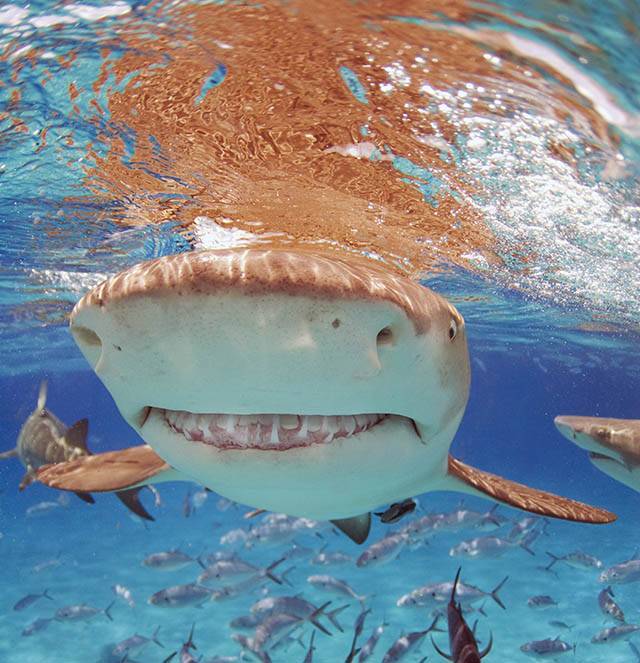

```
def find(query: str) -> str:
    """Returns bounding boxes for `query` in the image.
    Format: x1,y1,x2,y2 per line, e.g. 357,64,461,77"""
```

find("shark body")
1,381,153,520
37,249,614,542
555,416,640,492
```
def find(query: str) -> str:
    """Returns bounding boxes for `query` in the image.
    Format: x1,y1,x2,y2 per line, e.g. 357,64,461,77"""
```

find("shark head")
69,248,469,519
555,415,640,491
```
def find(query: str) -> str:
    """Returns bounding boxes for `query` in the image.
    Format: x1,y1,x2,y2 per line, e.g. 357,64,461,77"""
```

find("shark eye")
448,319,458,341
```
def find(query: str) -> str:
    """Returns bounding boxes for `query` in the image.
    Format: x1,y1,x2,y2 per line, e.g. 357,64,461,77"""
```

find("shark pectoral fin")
36,445,177,493
0,448,18,461
447,455,616,524
19,470,36,491
74,491,95,504
115,487,155,521
330,513,372,544
66,418,89,449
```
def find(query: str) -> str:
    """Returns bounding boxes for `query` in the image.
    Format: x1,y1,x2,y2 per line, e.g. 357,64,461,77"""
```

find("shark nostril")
71,325,103,366
376,326,394,347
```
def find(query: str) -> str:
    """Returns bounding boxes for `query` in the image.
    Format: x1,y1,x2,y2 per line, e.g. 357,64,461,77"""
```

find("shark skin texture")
38,248,615,543
555,416,640,493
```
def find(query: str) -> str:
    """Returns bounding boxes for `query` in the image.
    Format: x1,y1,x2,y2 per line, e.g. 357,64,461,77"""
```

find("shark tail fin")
115,487,155,521
446,455,616,524
37,380,47,411
36,446,174,494
0,448,18,461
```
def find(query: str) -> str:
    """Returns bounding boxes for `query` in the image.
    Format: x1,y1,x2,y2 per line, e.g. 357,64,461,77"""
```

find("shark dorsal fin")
66,419,89,450
37,380,48,411
330,514,371,544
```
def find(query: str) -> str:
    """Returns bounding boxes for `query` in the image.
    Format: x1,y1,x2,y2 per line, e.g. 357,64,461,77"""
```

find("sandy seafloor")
1,347,639,663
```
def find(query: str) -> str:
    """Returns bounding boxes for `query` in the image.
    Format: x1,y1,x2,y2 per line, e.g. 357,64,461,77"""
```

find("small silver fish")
13,589,54,611
143,549,199,571
520,638,574,657
22,617,52,637
357,533,406,568
592,624,640,643
110,627,163,658
450,535,534,559
527,595,558,609
382,617,441,662
55,602,113,623
148,583,213,609
598,586,625,623
600,558,640,585
358,622,387,662
545,550,603,570
397,576,508,610
307,574,367,603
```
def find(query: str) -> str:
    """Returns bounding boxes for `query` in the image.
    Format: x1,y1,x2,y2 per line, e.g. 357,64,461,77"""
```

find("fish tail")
43,589,54,601
544,551,560,569
185,623,197,650
490,576,508,610
427,614,444,634
326,603,350,632
478,601,487,617
265,556,287,584
629,641,640,662
520,540,536,556
0,448,18,461
309,600,333,636
152,625,164,648
104,600,115,622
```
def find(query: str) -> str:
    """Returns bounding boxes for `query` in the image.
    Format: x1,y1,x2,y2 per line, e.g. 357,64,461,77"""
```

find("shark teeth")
160,410,387,450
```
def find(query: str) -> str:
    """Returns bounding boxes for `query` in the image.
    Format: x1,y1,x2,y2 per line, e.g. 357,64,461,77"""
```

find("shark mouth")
150,409,402,451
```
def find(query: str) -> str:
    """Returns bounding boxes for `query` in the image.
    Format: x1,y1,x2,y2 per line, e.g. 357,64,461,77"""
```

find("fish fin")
37,380,48,411
0,448,18,461
162,653,177,663
309,601,333,636
104,600,114,622
479,631,493,659
36,446,175,493
430,636,453,660
446,455,616,524
19,470,36,490
74,491,95,504
244,508,266,519
115,487,155,521
330,513,371,545
152,626,163,648
490,576,508,610
65,418,89,450
326,604,350,632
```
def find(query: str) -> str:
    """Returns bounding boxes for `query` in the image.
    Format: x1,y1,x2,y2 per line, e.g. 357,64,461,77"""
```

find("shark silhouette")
37,249,615,543
556,415,640,493
2,381,153,520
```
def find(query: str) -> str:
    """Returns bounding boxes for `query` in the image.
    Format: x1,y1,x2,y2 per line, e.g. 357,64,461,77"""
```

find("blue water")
1,1,640,661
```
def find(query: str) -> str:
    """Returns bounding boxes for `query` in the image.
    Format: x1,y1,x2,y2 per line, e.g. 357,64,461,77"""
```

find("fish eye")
448,319,458,341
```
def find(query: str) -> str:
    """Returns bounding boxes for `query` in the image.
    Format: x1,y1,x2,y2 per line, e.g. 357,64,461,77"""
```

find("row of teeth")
161,411,387,449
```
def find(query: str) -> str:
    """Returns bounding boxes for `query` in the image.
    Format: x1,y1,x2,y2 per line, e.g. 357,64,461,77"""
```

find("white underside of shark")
38,249,615,542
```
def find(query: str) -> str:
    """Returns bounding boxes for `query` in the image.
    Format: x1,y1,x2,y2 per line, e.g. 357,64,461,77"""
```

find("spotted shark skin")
555,416,640,493
38,249,615,542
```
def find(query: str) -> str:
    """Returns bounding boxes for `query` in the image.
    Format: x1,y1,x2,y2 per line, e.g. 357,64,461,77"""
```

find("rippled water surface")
1,1,639,661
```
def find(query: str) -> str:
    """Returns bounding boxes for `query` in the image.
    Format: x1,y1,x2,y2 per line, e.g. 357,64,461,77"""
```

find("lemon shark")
555,416,640,493
0,380,153,520
37,249,615,543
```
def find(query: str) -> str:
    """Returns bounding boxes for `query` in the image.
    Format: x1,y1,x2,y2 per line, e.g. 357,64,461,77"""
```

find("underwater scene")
1,1,639,661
